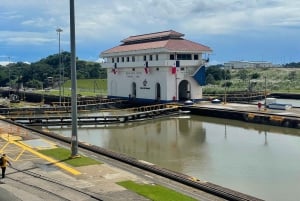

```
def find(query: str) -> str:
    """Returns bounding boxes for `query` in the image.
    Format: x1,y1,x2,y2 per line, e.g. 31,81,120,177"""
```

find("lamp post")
70,0,78,157
224,66,227,104
8,56,11,98
264,76,267,110
56,28,63,106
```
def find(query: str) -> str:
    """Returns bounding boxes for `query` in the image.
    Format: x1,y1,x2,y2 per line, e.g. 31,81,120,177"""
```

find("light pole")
224,66,227,104
264,76,267,110
62,53,65,103
70,0,78,157
8,56,11,98
56,28,63,106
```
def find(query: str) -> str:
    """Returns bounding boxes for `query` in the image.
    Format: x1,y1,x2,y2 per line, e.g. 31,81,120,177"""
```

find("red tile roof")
102,39,212,54
101,30,212,55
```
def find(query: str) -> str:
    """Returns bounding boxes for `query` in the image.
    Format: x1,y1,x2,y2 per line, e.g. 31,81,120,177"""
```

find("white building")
100,30,212,103
224,61,273,69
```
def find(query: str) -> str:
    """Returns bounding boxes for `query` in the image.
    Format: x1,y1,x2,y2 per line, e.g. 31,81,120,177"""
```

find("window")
132,68,135,71
112,58,114,63
122,57,125,62
132,56,135,62
170,54,175,60
156,54,159,60
150,55,153,61
117,57,119,63
156,67,159,71
177,54,192,60
127,57,130,62
194,54,199,60
143,55,147,61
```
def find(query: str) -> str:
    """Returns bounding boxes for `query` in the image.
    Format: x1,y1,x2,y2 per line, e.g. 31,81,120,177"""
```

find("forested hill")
0,52,106,89
284,62,300,68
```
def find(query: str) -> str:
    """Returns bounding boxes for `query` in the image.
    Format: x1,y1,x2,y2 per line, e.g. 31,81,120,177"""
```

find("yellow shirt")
1,156,10,168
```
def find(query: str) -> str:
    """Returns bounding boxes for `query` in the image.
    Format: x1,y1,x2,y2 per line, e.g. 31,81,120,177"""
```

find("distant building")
100,30,212,103
224,61,273,69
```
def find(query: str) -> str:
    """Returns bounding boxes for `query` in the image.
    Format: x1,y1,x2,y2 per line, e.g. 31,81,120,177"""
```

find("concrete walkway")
0,120,150,201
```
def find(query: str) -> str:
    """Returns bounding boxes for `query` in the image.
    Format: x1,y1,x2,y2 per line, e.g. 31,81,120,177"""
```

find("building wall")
107,64,203,102
224,61,273,69
108,66,173,101
104,51,207,102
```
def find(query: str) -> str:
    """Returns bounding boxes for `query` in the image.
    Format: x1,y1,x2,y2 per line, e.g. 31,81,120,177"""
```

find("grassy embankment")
203,67,300,95
118,180,197,201
39,79,107,97
39,147,196,201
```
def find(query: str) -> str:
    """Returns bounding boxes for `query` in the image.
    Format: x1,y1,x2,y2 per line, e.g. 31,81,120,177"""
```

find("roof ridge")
121,30,184,43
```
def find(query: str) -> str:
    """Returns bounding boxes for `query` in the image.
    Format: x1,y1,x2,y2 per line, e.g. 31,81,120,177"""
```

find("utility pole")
56,28,63,106
70,0,79,157
224,66,227,104
264,76,267,111
8,56,11,98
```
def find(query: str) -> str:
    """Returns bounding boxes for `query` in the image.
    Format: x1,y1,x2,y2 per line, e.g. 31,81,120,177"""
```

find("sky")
1,0,300,65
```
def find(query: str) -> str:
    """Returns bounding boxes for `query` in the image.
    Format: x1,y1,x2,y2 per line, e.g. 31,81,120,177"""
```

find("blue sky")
1,0,300,65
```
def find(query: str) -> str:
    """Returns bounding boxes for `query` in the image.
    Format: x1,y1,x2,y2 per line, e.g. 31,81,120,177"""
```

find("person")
1,154,12,179
258,102,262,111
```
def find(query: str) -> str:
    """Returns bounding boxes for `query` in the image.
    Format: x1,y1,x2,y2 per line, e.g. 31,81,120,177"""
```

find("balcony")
101,60,206,68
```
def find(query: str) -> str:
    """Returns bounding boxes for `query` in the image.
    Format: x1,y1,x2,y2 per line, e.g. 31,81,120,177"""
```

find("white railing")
101,60,205,68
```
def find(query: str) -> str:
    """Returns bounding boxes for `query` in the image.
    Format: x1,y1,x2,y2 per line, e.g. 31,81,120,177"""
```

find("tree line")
0,52,106,90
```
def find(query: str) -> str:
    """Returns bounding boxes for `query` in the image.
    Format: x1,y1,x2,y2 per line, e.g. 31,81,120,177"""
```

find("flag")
112,63,117,74
171,62,176,74
144,61,149,74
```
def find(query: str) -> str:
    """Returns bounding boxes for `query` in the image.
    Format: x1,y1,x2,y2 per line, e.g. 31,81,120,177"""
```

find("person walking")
1,153,12,179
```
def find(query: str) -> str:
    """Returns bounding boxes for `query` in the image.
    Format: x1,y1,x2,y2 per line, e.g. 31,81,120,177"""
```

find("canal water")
44,114,300,201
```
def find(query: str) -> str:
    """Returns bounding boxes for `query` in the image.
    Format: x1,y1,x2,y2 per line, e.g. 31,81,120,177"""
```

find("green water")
48,115,300,201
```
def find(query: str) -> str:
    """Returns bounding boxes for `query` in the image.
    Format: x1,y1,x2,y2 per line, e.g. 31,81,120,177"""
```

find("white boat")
184,100,194,105
211,99,221,104
268,103,292,110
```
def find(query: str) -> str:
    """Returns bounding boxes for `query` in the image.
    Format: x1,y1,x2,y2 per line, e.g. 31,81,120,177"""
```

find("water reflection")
43,115,300,201
105,116,206,171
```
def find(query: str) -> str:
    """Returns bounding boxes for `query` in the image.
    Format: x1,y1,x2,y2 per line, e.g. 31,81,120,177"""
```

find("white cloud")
1,0,300,62
3,0,300,41
0,31,55,45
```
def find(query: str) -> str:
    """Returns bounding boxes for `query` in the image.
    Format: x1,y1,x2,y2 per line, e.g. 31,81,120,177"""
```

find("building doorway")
155,83,161,101
131,82,136,98
178,80,191,100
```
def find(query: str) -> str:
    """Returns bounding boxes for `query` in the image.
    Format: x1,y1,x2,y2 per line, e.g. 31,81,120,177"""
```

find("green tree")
206,74,216,84
206,66,223,81
0,51,105,89
222,81,232,88
288,71,297,81
238,69,248,81
26,79,43,89
223,69,231,80
251,72,260,79
0,67,9,86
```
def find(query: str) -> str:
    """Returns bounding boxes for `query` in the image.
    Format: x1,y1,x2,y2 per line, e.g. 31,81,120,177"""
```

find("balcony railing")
101,60,206,68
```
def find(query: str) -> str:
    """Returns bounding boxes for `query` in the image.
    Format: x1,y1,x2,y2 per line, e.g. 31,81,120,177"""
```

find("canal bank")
0,117,260,201
182,102,300,129
43,107,300,201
